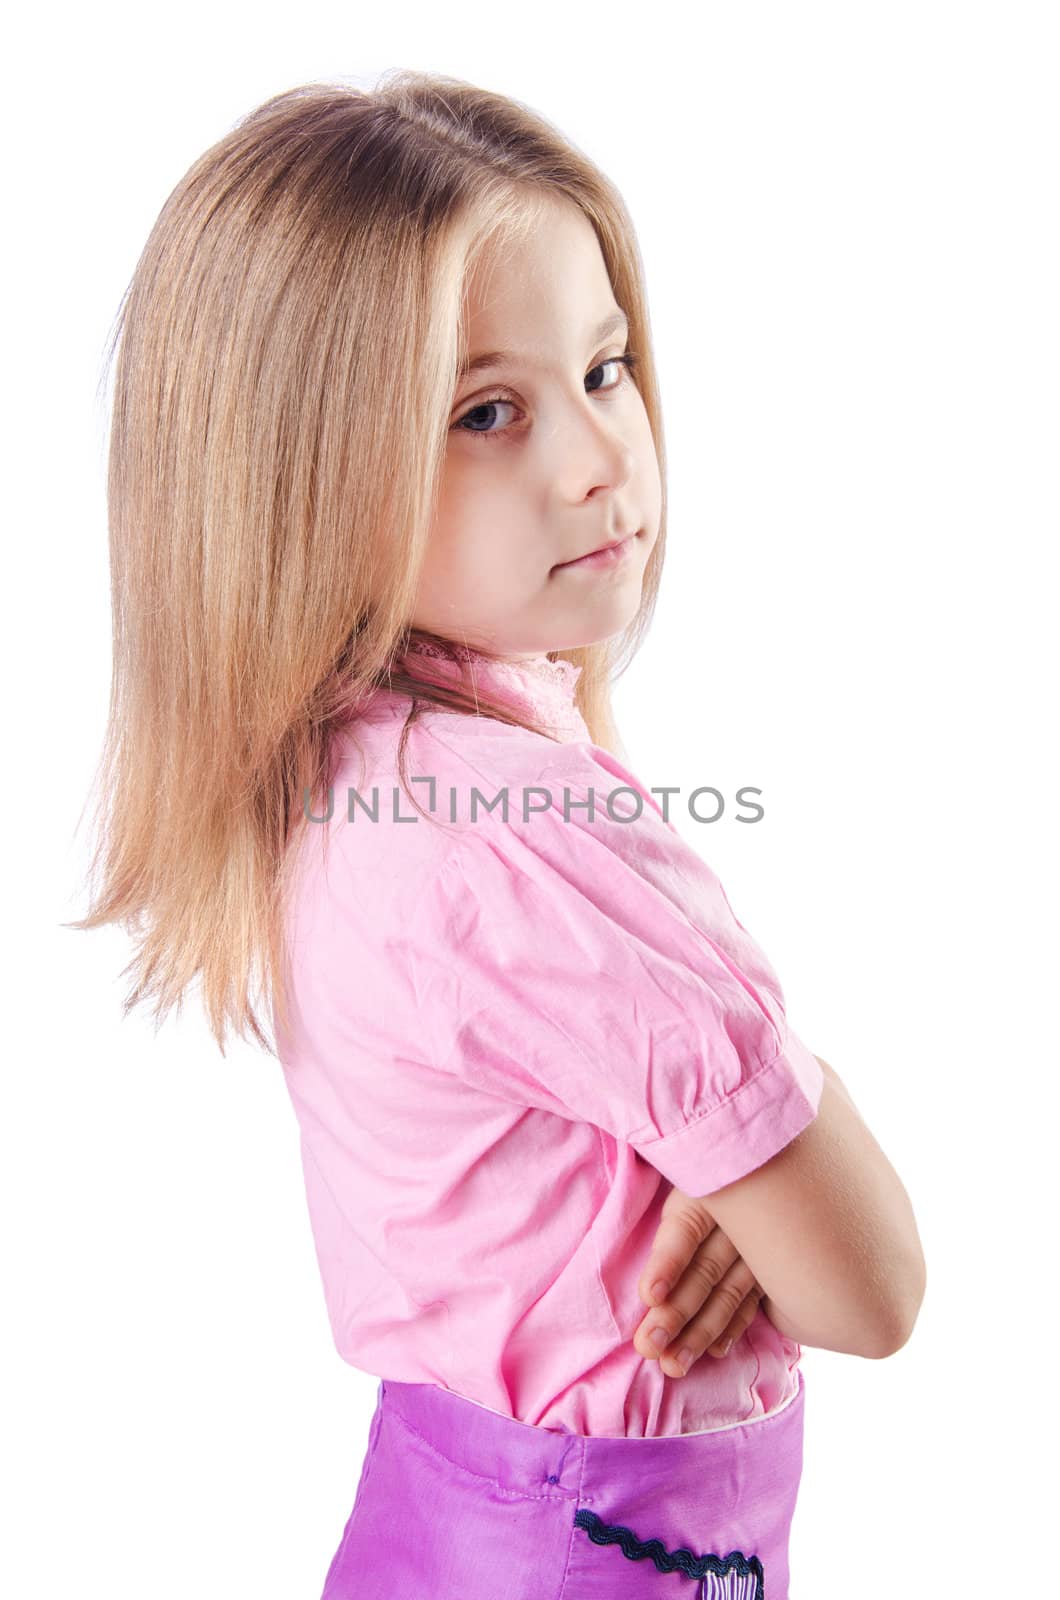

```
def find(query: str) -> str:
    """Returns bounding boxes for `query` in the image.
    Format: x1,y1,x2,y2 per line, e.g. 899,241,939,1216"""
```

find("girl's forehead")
465,191,587,272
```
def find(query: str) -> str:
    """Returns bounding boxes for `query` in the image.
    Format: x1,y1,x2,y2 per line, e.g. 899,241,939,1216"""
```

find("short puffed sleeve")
402,776,824,1195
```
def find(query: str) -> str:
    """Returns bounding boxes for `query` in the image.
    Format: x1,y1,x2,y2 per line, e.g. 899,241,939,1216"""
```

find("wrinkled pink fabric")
275,642,824,1437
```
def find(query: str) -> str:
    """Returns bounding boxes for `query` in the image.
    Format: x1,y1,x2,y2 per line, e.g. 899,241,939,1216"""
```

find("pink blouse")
274,641,824,1437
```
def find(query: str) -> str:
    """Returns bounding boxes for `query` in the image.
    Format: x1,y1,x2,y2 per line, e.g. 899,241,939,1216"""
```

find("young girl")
75,70,925,1598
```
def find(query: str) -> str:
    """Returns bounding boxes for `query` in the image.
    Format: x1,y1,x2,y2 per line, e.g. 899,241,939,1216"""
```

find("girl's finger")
635,1237,748,1362
660,1279,765,1375
704,1283,766,1359
637,1193,720,1308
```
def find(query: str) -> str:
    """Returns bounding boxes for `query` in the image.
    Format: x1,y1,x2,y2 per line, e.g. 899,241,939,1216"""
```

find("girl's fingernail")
649,1326,669,1351
650,1280,670,1302
675,1346,695,1373
720,1339,733,1356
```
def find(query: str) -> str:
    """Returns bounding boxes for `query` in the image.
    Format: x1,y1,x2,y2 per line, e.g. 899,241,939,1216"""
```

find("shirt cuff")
630,1024,826,1194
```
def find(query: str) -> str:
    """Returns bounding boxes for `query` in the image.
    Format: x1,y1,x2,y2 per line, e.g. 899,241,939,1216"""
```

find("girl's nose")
560,409,636,504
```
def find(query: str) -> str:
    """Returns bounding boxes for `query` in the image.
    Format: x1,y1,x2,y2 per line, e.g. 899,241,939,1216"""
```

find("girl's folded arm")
694,1059,927,1360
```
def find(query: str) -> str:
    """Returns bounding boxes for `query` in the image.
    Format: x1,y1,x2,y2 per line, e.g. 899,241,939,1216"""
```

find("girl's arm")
694,1057,927,1359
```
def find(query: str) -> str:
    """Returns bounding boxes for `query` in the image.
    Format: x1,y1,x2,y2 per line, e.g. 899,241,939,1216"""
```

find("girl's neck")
401,636,587,743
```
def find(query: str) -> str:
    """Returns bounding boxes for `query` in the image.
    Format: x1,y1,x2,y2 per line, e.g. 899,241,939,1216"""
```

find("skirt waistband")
325,1372,808,1597
378,1366,805,1505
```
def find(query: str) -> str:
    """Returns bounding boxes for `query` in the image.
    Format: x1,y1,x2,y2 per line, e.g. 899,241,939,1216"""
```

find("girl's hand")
634,1185,765,1377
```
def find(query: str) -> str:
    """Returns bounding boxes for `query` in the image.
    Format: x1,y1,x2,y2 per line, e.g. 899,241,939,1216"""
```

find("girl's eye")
453,352,639,443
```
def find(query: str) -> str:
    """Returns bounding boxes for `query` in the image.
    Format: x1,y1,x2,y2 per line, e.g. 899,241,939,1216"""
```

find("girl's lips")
554,531,639,571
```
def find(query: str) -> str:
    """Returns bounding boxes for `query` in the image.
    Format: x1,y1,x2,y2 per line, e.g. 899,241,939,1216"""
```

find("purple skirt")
320,1368,807,1599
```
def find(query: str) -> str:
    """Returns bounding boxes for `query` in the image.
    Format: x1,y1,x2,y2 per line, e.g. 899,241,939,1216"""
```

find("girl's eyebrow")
457,309,630,380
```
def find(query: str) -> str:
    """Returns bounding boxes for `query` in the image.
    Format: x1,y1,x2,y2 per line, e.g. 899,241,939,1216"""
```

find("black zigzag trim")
572,1508,764,1597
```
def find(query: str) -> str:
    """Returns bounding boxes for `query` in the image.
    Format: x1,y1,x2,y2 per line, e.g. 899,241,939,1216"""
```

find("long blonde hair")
69,69,669,1058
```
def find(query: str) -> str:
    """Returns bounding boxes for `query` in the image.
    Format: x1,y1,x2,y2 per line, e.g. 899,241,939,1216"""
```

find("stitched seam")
630,1037,792,1150
555,1441,588,1600
388,1406,576,1503
591,1126,623,1340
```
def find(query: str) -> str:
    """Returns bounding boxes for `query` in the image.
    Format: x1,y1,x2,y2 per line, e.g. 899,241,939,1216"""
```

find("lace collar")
401,637,589,744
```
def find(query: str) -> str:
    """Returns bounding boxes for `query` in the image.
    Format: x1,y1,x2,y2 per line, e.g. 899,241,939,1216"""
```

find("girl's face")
411,196,662,660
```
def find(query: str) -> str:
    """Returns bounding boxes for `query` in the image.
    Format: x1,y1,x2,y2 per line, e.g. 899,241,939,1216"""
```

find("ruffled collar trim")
400,637,589,744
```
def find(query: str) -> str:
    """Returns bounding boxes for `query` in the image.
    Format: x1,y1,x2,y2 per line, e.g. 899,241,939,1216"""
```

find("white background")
6,3,1057,1594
